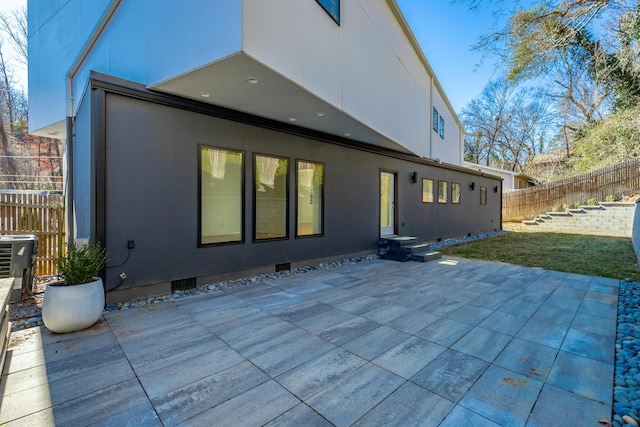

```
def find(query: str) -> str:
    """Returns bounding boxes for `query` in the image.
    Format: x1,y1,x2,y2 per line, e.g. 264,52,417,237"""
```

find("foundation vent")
275,263,291,273
171,277,196,292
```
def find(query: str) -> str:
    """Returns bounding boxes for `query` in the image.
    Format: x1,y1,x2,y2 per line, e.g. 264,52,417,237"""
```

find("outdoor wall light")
470,182,475,190
493,186,498,193
410,172,417,183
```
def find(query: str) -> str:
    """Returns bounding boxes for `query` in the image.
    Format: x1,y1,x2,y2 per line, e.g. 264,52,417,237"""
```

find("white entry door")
380,171,395,236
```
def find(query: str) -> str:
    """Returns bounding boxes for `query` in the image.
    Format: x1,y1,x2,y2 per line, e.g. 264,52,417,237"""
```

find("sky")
0,0,502,114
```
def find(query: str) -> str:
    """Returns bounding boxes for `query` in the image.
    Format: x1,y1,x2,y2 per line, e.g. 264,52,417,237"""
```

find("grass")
440,228,640,281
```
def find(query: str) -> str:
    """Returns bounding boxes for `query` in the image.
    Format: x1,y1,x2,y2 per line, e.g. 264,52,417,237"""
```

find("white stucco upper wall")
28,0,243,134
29,0,463,164
242,0,461,161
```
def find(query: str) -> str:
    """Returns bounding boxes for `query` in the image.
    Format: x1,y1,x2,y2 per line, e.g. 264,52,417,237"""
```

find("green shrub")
587,198,599,206
605,195,616,202
57,243,107,285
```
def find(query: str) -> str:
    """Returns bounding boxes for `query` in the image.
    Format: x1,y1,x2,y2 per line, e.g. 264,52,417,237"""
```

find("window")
438,181,448,203
480,187,487,205
254,154,289,241
439,117,445,139
199,146,244,245
316,0,340,24
452,182,461,204
297,160,324,237
433,108,439,132
422,179,434,203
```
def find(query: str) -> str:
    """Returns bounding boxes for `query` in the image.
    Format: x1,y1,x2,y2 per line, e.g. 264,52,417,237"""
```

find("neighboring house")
29,0,502,301
464,162,532,192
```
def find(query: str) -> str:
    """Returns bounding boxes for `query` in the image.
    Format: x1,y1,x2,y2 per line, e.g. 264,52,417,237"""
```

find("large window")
439,117,445,139
452,182,461,204
255,154,289,241
422,179,434,203
433,108,439,132
480,187,487,205
438,181,448,204
296,161,324,237
199,146,244,245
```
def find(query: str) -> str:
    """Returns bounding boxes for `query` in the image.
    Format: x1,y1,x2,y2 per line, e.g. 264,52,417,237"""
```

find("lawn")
440,228,640,281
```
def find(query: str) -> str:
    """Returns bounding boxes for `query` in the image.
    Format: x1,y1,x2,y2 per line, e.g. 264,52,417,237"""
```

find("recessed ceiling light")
48,131,60,136
289,117,297,122
199,91,211,98
316,112,325,117
344,132,351,137
246,77,259,84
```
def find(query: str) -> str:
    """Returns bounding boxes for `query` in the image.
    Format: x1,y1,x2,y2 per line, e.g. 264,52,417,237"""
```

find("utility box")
0,235,38,302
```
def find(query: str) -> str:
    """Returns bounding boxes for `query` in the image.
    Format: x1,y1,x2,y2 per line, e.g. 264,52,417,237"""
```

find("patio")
0,257,617,426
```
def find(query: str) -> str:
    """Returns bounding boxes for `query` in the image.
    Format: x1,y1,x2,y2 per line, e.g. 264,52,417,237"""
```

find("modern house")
29,0,502,301
464,162,533,192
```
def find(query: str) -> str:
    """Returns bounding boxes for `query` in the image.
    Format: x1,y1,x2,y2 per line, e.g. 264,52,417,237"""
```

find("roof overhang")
149,53,412,154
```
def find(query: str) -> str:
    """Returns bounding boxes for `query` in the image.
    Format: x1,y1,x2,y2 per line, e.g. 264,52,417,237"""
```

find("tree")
461,78,556,172
0,5,27,65
571,105,640,171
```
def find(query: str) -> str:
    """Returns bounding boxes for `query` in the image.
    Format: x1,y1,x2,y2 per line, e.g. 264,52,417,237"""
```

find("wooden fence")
503,158,640,222
0,193,64,276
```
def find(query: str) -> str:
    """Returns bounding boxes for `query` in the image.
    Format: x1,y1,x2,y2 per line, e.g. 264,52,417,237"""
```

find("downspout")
65,0,122,244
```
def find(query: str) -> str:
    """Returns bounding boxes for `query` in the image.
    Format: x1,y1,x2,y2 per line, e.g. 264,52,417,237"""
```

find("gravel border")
613,279,640,426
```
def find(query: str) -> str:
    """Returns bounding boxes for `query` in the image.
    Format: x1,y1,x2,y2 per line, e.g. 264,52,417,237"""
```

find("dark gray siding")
92,91,500,291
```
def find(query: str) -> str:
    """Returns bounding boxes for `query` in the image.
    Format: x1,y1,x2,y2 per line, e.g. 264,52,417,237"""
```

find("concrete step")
379,236,417,247
548,212,572,217
567,209,586,214
522,220,539,225
400,243,432,254
411,251,442,262
380,252,412,262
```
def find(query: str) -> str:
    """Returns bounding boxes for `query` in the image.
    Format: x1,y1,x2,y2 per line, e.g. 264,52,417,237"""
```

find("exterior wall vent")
275,263,291,272
171,277,196,292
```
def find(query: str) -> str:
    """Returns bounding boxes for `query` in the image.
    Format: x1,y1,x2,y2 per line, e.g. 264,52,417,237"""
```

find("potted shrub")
42,242,107,333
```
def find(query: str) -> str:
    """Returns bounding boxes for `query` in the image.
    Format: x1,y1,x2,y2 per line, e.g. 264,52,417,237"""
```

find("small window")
480,187,487,205
438,181,448,204
199,146,244,245
439,117,445,139
422,179,434,203
297,160,324,237
433,108,439,132
316,0,340,24
452,182,461,204
255,154,289,241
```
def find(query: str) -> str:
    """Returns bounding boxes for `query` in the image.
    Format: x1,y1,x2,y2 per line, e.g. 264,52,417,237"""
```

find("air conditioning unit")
0,235,38,302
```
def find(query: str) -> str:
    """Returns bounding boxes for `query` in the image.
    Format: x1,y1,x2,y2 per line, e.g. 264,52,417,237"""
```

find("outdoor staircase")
521,202,636,237
378,236,442,263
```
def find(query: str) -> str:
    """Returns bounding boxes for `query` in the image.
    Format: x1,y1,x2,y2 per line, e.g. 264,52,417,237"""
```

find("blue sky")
396,0,503,114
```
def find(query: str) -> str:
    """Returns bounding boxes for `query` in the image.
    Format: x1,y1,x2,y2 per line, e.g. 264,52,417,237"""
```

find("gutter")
64,0,122,243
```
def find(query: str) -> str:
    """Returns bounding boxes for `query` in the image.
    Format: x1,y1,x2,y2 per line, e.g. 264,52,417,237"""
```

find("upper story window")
433,108,439,132
439,117,445,139
316,0,340,24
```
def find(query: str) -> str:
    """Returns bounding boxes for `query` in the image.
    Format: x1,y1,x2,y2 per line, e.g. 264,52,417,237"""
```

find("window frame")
451,182,461,204
480,186,487,205
422,178,434,203
253,153,290,242
439,117,445,139
295,159,325,238
438,180,449,204
198,145,245,247
433,107,439,132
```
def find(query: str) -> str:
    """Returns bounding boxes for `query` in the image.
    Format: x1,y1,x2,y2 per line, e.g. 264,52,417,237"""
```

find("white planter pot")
42,278,105,334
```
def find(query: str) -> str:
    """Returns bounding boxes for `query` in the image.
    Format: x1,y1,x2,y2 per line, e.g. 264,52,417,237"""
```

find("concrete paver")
0,257,618,426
